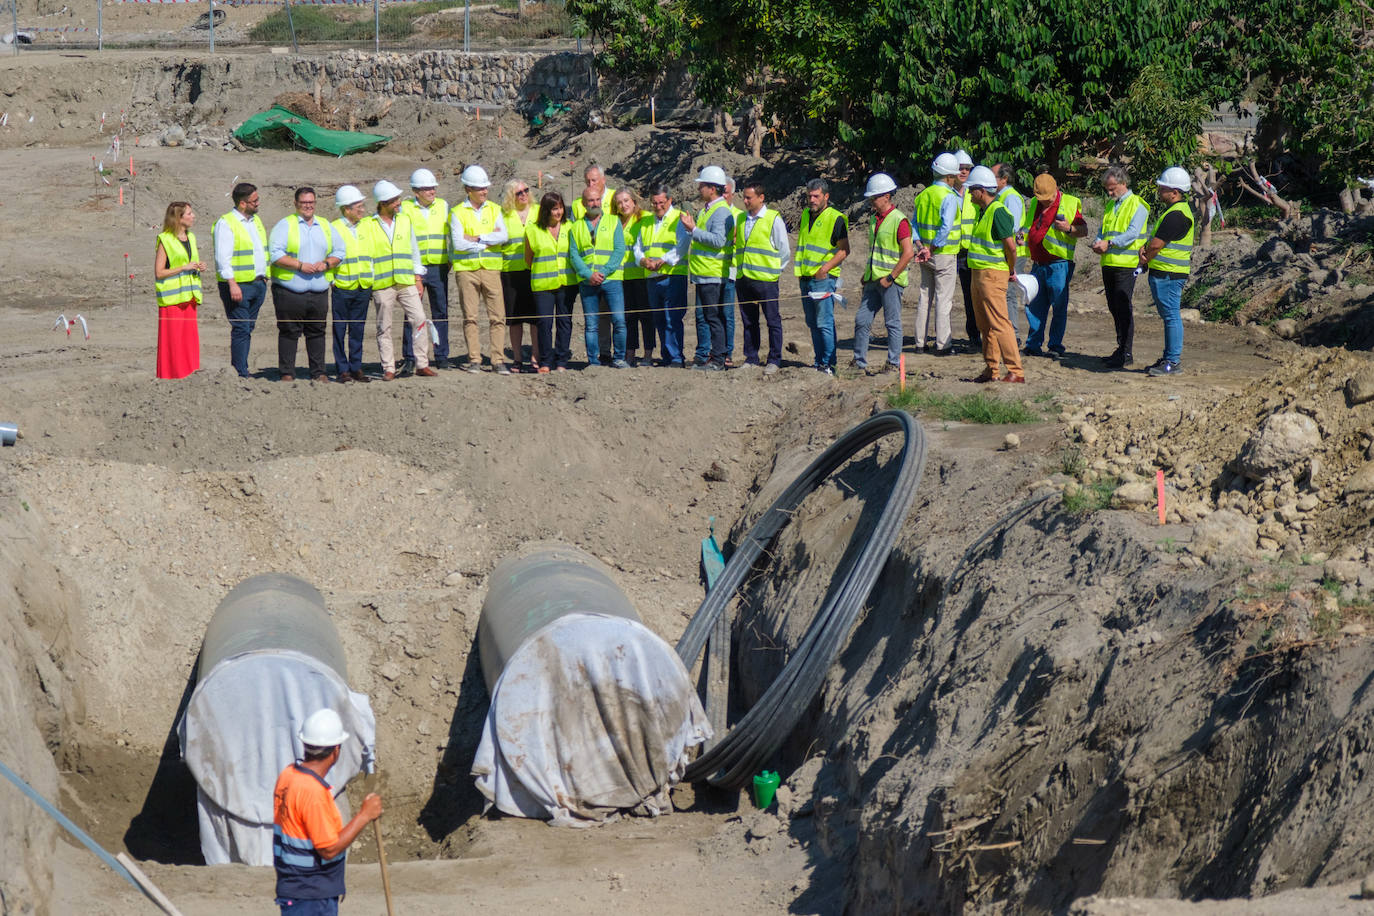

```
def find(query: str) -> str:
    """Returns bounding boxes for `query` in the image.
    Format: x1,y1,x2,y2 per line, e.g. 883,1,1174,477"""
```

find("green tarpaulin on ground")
233,106,390,156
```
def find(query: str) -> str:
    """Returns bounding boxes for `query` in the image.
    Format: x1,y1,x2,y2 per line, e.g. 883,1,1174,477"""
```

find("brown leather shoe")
999,373,1026,384
336,374,352,383
280,374,295,382
964,370,997,384
311,373,328,383
415,366,439,377
382,371,396,381
352,371,371,383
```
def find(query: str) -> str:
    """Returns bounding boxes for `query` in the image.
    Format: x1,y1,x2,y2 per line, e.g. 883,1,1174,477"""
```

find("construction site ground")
6,49,1374,915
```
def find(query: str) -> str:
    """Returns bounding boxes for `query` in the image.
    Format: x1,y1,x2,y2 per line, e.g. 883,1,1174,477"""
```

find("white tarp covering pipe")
472,544,711,826
177,574,376,865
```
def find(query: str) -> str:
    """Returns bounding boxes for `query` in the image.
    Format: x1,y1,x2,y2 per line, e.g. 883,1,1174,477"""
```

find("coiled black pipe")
676,409,927,787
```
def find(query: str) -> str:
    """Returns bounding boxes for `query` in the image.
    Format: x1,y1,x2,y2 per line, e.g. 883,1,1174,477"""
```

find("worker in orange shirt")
272,709,383,915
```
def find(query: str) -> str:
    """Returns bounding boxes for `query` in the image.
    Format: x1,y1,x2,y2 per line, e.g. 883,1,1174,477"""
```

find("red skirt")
156,299,201,379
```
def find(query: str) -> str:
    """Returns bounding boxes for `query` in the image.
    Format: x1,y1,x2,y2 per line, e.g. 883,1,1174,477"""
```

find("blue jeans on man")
330,285,371,376
406,264,449,363
853,280,904,369
649,274,688,366
1149,273,1185,365
580,279,626,364
800,275,838,369
219,277,266,377
1024,259,1074,353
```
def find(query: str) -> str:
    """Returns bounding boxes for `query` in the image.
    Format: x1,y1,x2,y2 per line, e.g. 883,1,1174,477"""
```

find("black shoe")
398,358,415,378
931,347,954,357
1022,346,1046,358
432,356,452,370
1103,352,1132,368
1147,360,1182,377
1048,345,1067,358
695,360,725,371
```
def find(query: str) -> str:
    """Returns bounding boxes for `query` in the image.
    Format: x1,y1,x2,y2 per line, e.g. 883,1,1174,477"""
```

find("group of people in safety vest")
150,155,1194,383
856,152,1196,384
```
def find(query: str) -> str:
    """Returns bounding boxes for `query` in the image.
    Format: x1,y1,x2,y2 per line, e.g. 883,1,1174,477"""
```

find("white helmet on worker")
954,149,974,168
932,153,960,177
864,172,898,197
696,165,728,186
1156,166,1191,192
334,184,365,208
460,164,491,188
373,179,403,203
299,708,349,749
409,168,438,189
965,165,997,192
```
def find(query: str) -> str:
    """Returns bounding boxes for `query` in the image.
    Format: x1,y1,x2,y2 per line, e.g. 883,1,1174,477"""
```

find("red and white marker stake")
899,354,907,392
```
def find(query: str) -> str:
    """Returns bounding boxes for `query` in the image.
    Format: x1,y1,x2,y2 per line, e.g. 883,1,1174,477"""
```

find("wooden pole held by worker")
374,819,396,916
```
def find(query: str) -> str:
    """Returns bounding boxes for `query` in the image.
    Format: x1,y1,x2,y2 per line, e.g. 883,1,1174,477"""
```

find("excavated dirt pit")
6,49,1374,915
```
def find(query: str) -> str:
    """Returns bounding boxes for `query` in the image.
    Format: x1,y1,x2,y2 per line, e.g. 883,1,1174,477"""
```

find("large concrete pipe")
472,543,711,825
178,573,376,866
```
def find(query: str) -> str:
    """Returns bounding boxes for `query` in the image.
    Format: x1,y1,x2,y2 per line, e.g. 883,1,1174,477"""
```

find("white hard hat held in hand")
932,153,960,176
409,168,438,189
373,179,403,202
864,173,898,197
334,185,365,208
696,165,728,186
461,164,492,188
1157,166,1192,191
299,709,349,749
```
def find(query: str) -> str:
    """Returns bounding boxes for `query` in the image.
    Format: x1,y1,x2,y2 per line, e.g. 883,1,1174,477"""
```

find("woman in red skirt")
154,201,207,379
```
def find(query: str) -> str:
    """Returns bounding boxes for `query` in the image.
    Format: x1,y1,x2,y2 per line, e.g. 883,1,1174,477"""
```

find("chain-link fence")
1,0,580,52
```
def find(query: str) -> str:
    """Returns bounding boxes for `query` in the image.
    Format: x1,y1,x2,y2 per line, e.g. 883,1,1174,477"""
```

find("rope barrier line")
149,288,850,322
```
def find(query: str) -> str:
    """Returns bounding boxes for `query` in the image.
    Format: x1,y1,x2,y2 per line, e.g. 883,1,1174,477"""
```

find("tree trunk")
1191,164,1218,249
516,0,526,19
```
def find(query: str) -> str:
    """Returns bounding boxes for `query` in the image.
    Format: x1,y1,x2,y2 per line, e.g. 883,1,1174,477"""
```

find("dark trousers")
695,281,727,362
331,285,370,375
624,277,655,356
271,284,328,377
407,264,450,361
534,285,575,368
218,277,266,377
1102,266,1137,356
736,276,782,365
958,258,978,344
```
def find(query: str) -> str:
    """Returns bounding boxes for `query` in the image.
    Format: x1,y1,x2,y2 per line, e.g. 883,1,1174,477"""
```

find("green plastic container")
752,770,781,809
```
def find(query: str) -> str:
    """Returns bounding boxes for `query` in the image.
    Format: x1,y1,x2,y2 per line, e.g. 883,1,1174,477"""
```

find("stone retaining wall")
317,48,595,109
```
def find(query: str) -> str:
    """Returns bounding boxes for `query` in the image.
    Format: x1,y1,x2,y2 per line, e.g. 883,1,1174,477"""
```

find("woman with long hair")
524,191,576,372
153,201,207,378
614,188,656,366
499,178,540,372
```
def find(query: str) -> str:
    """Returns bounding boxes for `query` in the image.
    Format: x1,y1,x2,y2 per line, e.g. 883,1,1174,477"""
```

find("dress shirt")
214,208,267,281
268,214,346,293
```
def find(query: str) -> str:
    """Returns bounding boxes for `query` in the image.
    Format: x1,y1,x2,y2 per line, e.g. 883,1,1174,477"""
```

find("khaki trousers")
915,253,957,349
972,269,1023,376
374,282,430,372
456,267,506,363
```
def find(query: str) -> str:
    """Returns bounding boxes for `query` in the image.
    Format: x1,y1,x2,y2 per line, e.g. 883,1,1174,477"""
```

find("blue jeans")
1025,259,1074,352
649,274,688,364
854,280,904,368
1149,273,1185,364
407,264,450,361
693,279,736,361
276,897,339,915
580,279,626,363
799,275,837,368
219,278,266,377
330,285,371,375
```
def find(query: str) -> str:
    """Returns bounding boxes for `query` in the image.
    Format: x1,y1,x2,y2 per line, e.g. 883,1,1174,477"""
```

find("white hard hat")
1157,166,1191,192
298,709,348,748
954,149,974,168
1015,273,1039,304
409,168,437,189
864,172,898,197
334,184,365,208
373,179,403,203
932,153,960,177
695,165,728,186
460,164,491,188
965,165,997,192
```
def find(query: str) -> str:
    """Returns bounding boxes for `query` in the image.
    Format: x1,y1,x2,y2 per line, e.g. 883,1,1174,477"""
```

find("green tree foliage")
572,0,1372,186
